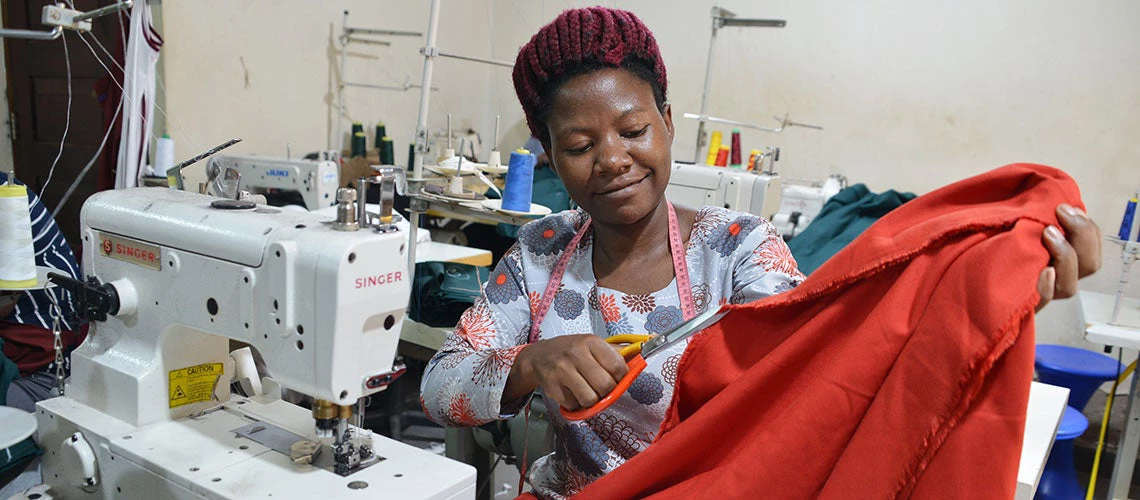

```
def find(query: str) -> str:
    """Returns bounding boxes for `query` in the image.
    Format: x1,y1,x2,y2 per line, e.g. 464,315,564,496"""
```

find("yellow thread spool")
705,130,723,166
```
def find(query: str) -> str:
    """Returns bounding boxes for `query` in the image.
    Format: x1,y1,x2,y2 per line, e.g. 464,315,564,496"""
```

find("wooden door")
4,0,122,250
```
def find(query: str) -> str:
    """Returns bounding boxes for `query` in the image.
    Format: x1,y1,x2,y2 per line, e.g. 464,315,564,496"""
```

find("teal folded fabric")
0,339,42,476
409,262,490,327
787,184,916,275
0,338,17,406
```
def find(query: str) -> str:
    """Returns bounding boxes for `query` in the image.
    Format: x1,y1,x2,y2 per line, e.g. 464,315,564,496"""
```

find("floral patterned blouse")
420,206,805,498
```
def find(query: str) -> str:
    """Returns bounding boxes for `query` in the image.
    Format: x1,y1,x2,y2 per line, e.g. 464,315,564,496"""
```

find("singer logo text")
98,234,163,271
354,271,403,289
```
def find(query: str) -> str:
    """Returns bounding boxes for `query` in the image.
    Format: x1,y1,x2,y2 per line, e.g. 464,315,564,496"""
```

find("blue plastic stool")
1035,406,1089,500
1035,344,1124,411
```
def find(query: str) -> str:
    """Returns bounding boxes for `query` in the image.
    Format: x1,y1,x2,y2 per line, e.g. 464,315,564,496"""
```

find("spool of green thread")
351,131,367,157
375,122,387,149
380,136,395,165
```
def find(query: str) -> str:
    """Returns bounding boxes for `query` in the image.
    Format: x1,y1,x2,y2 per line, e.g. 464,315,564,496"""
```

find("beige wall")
162,0,1139,298
162,0,501,185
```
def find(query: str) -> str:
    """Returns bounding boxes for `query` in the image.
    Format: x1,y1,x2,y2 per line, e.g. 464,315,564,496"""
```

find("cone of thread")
0,182,38,288
715,145,729,167
706,130,723,165
380,136,395,165
729,129,742,167
374,122,387,148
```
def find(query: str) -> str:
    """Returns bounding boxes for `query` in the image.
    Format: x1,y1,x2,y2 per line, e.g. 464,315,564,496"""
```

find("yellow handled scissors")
605,334,654,360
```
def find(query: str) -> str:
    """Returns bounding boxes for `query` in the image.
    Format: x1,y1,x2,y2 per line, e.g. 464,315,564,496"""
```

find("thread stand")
1107,237,1140,326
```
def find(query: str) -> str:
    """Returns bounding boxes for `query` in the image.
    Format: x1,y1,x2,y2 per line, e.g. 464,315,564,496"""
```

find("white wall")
162,0,1139,298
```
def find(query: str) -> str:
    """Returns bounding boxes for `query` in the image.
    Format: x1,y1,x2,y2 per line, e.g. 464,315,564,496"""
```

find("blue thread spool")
1119,194,1137,241
502,149,535,212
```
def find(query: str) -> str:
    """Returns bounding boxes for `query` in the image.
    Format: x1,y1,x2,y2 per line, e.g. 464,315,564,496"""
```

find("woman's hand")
1037,203,1102,311
506,334,629,411
0,292,19,318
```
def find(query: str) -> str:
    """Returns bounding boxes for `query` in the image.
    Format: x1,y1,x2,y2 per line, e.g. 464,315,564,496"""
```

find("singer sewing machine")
24,187,475,499
205,152,340,211
666,154,783,219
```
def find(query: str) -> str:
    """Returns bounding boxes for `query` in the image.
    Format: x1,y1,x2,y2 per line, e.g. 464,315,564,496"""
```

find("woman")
421,7,1100,497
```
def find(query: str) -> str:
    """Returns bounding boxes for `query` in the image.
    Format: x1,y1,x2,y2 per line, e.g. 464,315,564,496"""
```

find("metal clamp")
38,1,133,33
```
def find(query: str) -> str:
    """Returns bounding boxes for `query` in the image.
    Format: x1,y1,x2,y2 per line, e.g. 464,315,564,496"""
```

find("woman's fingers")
1056,204,1102,278
1043,225,1079,300
590,339,630,379
1036,266,1056,311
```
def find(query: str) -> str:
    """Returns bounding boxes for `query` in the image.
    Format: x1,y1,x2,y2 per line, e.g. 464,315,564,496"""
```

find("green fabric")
0,438,41,476
0,338,17,406
409,262,490,327
0,339,41,475
787,184,916,275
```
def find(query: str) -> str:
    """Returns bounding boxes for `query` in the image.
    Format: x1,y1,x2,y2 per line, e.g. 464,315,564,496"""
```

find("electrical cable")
79,15,205,154
40,30,73,199
475,453,504,499
51,97,123,219
1086,352,1136,499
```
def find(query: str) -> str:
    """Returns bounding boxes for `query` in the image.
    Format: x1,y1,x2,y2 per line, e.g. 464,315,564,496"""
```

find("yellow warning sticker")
168,363,224,408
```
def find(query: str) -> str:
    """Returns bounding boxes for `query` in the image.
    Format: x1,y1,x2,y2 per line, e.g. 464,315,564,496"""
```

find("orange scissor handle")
560,354,649,421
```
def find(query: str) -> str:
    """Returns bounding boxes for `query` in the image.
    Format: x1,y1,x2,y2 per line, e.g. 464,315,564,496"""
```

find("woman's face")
543,67,674,227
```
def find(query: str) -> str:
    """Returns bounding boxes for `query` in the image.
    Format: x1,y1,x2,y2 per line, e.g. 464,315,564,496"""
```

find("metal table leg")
1109,370,1140,499
446,427,494,500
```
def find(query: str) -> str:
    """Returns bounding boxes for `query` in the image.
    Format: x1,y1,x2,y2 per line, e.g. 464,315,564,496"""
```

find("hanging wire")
78,25,204,154
51,97,123,218
76,5,204,153
40,30,74,199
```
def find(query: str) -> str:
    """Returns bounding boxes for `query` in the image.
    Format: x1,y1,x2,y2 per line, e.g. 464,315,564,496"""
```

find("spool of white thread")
0,182,37,288
487,150,502,168
156,134,175,176
448,175,464,194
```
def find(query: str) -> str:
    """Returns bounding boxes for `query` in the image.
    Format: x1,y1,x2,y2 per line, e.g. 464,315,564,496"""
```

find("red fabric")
1,322,88,376
575,164,1080,499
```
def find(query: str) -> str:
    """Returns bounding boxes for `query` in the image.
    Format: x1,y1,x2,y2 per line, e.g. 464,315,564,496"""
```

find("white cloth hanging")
114,1,163,189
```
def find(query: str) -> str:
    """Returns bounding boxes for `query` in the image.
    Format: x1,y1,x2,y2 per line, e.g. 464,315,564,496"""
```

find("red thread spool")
729,129,742,167
715,145,729,167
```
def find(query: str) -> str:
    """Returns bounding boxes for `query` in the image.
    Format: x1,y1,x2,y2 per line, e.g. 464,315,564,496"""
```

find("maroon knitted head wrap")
512,7,668,143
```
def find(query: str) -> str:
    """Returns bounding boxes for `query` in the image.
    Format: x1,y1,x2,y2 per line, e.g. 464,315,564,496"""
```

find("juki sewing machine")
666,148,783,219
205,151,340,210
23,186,475,498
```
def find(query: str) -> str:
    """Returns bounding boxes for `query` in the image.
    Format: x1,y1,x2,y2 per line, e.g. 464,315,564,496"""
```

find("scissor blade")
641,306,731,359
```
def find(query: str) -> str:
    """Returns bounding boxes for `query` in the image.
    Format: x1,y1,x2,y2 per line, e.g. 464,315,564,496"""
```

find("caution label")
168,363,224,408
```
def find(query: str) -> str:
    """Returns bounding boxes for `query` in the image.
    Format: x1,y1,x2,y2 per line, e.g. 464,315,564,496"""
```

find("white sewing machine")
205,152,340,211
23,188,474,499
665,162,783,219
